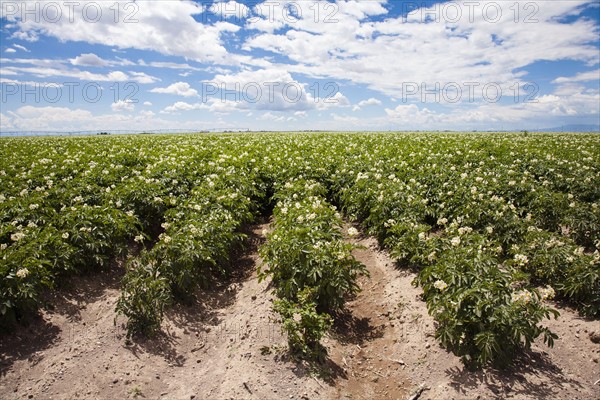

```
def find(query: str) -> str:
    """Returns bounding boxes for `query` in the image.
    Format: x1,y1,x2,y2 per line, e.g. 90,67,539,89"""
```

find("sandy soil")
1,223,599,400
331,231,600,400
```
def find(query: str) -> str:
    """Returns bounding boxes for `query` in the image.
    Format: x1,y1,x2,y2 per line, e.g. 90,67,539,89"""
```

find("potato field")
1,132,599,399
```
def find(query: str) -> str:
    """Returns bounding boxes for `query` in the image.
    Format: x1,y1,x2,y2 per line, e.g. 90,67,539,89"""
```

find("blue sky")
0,0,599,132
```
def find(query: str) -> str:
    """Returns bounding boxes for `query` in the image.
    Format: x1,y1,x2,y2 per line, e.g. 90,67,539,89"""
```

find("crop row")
259,178,367,359
116,156,265,336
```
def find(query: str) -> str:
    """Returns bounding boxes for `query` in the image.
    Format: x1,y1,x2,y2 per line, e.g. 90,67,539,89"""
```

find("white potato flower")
16,268,30,278
11,232,25,242
539,286,556,300
511,290,533,304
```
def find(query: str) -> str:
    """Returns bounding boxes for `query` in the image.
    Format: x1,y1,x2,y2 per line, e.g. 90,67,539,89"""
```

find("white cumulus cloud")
111,100,135,112
150,82,199,97
553,69,600,84
13,44,29,52
70,53,108,67
353,97,382,111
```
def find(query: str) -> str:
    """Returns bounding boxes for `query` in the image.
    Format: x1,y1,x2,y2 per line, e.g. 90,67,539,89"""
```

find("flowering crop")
331,132,598,365
0,132,597,366
259,178,367,359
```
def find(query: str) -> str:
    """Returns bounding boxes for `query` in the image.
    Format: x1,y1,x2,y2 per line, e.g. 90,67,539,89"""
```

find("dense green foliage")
259,178,368,359
1,132,598,365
